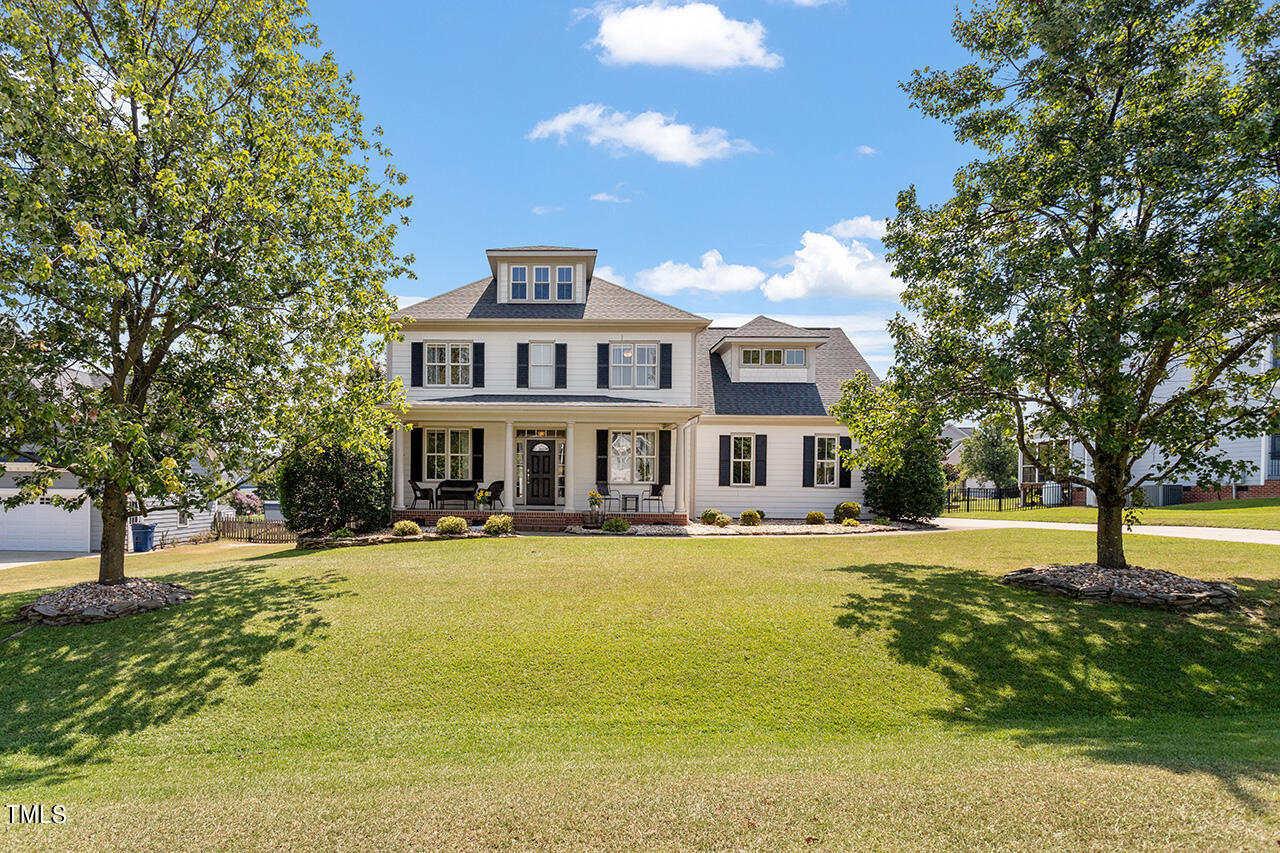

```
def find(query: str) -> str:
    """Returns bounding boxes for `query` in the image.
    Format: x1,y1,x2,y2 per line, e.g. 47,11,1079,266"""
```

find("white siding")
693,421,864,519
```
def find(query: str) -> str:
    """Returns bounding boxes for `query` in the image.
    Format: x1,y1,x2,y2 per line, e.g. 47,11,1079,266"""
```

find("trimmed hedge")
713,513,732,527
392,520,421,537
738,510,762,526
699,508,723,525
833,501,861,523
805,510,827,525
278,441,390,536
435,516,468,536
483,514,514,536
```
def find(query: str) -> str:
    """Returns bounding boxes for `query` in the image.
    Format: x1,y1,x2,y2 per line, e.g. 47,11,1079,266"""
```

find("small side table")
621,493,640,512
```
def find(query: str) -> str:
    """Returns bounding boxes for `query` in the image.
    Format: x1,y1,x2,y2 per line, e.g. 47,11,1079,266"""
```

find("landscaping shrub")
714,513,732,527
435,516,468,536
483,514,514,536
392,520,421,537
833,501,861,523
602,517,630,533
700,508,722,525
862,433,946,522
873,517,891,526
331,527,354,538
841,518,861,527
278,440,390,535
738,509,762,526
229,490,264,517
806,510,827,525
755,509,766,520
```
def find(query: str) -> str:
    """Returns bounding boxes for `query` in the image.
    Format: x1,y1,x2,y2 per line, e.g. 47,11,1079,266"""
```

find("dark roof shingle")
395,277,707,323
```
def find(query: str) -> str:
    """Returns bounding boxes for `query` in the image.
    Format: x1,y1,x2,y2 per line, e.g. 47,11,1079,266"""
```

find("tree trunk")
98,482,128,585
1096,499,1127,569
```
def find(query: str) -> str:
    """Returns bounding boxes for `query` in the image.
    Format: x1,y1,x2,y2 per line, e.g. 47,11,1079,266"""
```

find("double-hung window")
448,429,471,478
731,436,753,486
814,436,838,486
609,430,657,483
533,266,551,300
785,348,806,366
741,349,761,365
448,343,471,386
611,343,657,388
510,266,527,300
557,267,573,300
529,342,554,388
425,344,448,385
424,429,471,479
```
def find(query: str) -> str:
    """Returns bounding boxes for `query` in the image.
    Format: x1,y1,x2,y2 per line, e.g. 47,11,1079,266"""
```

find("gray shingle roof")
395,277,708,323
716,315,830,343
695,325,879,416
486,245,594,252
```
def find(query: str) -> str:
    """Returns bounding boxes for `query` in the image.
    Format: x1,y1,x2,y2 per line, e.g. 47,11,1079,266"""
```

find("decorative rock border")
297,529,515,550
14,577,195,626
1001,563,1238,610
564,520,918,536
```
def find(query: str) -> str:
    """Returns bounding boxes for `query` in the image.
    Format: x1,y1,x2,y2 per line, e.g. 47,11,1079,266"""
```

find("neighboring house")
940,424,994,489
389,245,876,527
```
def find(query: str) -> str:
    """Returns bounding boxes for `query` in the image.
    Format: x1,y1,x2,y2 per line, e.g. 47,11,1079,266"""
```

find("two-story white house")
388,246,876,529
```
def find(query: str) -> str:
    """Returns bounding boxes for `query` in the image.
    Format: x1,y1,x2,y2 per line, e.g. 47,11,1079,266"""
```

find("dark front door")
527,442,555,506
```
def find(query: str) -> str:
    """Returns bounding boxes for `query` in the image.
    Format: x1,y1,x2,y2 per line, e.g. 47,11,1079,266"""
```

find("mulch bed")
13,577,195,626
1001,563,1238,610
565,520,917,536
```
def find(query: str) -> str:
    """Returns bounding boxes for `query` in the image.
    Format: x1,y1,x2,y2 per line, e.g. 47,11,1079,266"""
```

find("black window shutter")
555,343,568,389
471,428,484,481
755,435,767,486
516,343,529,388
472,342,485,388
596,429,609,482
718,434,731,487
410,342,423,387
597,343,609,388
802,435,815,487
658,429,672,485
659,343,673,389
410,427,423,481
839,437,853,488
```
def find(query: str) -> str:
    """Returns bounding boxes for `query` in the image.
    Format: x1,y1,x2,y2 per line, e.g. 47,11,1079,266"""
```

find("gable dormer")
712,316,829,384
487,246,597,305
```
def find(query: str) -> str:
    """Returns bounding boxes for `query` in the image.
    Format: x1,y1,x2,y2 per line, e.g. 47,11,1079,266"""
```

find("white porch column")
393,427,406,509
684,422,696,517
673,424,685,514
564,422,577,511
504,421,515,510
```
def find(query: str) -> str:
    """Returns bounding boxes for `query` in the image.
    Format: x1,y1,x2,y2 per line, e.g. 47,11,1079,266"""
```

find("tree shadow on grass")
0,562,351,788
832,562,1280,810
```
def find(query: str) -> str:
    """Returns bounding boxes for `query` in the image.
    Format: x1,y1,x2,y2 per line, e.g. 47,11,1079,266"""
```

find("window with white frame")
785,348,806,366
448,429,471,478
423,428,471,480
424,343,472,386
763,348,783,365
449,343,471,386
533,266,551,300
610,343,658,389
814,436,838,486
510,266,527,300
426,344,447,385
731,435,753,486
609,430,657,483
741,348,761,365
529,342,554,388
557,266,573,300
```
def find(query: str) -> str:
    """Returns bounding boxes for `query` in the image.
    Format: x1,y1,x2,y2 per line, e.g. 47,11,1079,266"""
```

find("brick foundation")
391,508,688,532
1182,479,1280,503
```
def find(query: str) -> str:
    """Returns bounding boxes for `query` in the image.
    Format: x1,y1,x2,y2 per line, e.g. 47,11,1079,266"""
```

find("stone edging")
297,531,515,550
15,578,195,626
1000,567,1238,610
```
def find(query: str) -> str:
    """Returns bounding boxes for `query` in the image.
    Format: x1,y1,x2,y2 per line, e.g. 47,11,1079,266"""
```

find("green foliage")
435,516,469,536
874,1,1280,565
713,513,732,528
278,441,391,536
841,518,861,527
942,462,962,487
873,517,891,526
700,508,723,525
805,511,827,525
483,514,514,536
833,501,862,523
863,433,946,523
755,509,767,520
392,520,421,537
602,517,630,533
331,528,354,539
959,418,1019,489
0,1,411,582
738,510,762,526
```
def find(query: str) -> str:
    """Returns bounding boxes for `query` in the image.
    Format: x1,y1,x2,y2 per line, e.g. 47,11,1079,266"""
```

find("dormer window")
533,266,551,300
557,266,573,300
510,266,527,300
742,349,761,365
741,347,806,366
763,349,783,365
785,348,806,366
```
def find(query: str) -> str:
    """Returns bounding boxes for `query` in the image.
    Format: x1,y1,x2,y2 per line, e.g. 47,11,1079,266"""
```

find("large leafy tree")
0,0,411,583
866,0,1280,568
959,417,1019,489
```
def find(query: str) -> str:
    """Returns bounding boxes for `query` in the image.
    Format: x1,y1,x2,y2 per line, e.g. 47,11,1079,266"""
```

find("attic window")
533,266,551,300
557,267,573,300
741,349,761,365
763,349,783,365
785,348,806,366
510,266,527,300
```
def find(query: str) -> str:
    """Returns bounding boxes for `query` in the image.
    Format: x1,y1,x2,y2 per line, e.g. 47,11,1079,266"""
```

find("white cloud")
531,205,563,215
634,249,766,295
594,265,627,285
762,231,898,301
855,144,876,156
826,215,887,240
590,191,631,203
705,312,897,376
778,0,841,6
588,2,783,71
529,104,754,167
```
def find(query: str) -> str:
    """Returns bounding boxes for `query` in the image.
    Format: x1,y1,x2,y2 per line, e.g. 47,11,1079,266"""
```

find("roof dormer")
487,246,598,305
712,316,828,383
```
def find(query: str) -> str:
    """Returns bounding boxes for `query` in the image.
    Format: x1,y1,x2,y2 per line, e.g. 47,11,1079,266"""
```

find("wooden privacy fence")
217,517,295,543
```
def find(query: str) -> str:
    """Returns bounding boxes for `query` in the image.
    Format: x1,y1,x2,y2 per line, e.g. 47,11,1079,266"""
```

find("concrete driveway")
0,551,86,570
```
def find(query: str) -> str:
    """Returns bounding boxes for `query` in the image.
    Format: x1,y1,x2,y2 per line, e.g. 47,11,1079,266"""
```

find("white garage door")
0,491,91,551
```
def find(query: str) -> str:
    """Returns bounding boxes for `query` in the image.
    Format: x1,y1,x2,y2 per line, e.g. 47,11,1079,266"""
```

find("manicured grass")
1,533,1278,850
947,495,1280,529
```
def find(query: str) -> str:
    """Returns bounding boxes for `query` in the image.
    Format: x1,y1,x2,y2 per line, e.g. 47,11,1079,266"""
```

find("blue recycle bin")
131,523,156,553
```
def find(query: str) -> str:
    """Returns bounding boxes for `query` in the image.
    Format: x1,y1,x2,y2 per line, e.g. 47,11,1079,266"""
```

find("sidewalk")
931,516,1280,546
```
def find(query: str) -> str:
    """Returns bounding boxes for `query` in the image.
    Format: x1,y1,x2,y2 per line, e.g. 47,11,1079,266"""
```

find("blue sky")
306,0,975,374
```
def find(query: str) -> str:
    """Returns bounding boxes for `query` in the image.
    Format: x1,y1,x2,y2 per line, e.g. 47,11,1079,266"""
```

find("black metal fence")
944,483,1073,513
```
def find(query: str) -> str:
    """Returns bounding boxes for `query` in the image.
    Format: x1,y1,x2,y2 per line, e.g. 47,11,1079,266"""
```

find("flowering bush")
229,490,264,517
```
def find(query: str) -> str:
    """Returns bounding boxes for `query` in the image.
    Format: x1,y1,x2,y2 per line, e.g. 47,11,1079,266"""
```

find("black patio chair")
594,482,621,512
480,480,504,510
640,483,665,513
408,481,434,510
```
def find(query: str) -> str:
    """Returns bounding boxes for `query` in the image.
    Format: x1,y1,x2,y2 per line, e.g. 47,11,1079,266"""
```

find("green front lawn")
947,495,1280,529
1,533,1278,851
